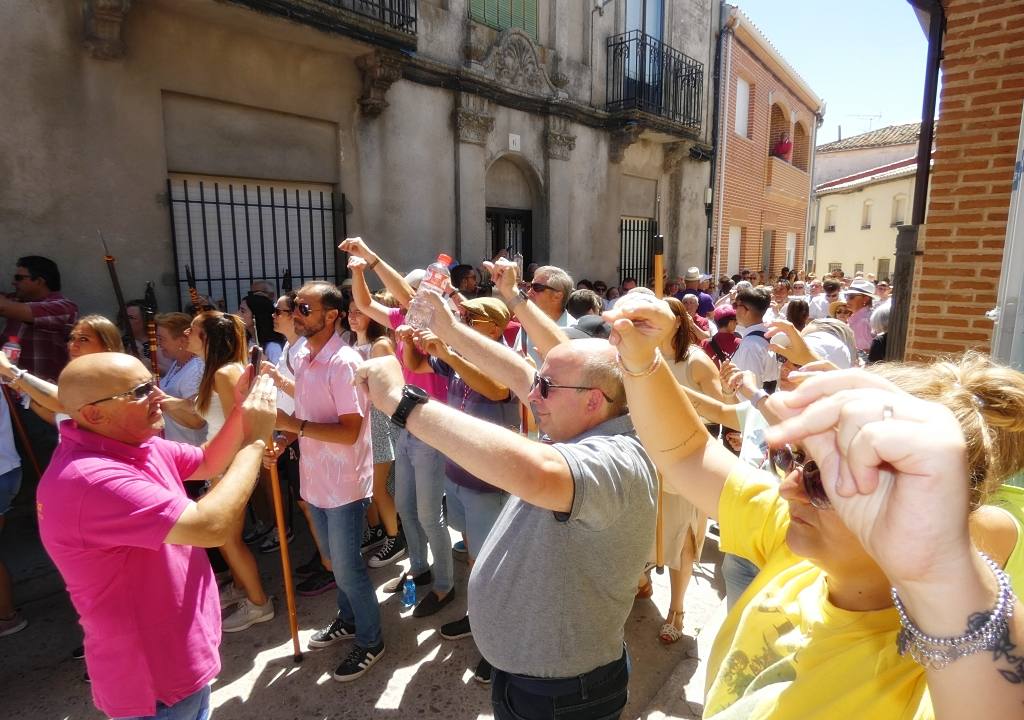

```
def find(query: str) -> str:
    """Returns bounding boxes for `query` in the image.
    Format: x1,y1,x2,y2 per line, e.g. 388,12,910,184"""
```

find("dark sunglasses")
79,379,157,411
12,274,31,282
769,445,828,509
532,373,613,403
295,303,316,317
272,304,294,317
529,282,556,294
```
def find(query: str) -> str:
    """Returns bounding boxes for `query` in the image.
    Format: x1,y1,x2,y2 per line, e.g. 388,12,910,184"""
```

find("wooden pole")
653,233,665,574
268,459,302,663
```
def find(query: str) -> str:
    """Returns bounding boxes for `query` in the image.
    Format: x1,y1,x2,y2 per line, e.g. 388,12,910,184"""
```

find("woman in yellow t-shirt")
605,295,1024,720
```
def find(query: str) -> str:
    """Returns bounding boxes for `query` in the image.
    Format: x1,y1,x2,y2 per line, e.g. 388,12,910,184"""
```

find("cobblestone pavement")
1,505,726,720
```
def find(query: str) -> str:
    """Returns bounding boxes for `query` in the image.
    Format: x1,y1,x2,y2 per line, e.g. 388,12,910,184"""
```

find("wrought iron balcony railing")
230,0,417,45
606,30,703,130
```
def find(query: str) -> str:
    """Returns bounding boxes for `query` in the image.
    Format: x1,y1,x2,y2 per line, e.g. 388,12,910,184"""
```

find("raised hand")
411,329,451,361
482,259,519,300
338,236,376,262
348,256,368,272
422,290,458,335
240,374,278,444
353,356,406,416
764,370,972,590
602,294,675,371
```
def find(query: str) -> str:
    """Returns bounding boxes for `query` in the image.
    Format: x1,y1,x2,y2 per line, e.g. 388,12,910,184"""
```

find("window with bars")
469,0,538,41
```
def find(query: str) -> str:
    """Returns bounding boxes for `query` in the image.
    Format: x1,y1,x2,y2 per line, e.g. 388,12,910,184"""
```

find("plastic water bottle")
401,574,416,609
513,252,524,279
1,337,21,385
406,253,453,330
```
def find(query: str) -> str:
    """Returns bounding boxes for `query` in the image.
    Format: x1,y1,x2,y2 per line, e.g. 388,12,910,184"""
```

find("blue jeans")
395,429,453,593
308,499,382,647
444,478,507,559
722,553,760,609
0,466,22,515
118,685,210,720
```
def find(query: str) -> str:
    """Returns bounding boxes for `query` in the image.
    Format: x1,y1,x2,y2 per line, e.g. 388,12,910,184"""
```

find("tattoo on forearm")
969,611,1024,686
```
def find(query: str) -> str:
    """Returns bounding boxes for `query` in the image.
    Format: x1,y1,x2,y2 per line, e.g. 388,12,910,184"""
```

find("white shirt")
0,389,20,476
808,294,831,320
731,323,778,388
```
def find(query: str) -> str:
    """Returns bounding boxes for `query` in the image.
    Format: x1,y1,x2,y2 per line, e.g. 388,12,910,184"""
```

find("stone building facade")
710,5,824,280
0,0,718,314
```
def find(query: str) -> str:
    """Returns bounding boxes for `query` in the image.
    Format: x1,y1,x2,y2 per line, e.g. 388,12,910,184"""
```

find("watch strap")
391,386,428,428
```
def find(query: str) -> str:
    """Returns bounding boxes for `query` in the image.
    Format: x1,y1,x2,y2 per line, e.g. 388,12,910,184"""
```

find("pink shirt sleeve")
328,355,365,418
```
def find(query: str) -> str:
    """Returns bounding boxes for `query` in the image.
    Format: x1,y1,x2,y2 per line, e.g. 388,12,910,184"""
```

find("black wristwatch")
390,384,429,428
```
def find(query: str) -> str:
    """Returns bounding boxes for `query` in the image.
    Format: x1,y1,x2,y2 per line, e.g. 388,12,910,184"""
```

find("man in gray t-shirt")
356,263,657,720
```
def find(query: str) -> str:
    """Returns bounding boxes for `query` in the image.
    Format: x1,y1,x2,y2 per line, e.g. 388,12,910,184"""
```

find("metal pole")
652,232,665,575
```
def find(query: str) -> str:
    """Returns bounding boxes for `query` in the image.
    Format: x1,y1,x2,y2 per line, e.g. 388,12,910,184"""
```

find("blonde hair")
869,351,1024,508
75,315,124,353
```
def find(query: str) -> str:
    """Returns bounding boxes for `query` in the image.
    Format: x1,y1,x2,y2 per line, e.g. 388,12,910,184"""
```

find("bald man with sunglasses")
356,260,657,719
37,353,276,720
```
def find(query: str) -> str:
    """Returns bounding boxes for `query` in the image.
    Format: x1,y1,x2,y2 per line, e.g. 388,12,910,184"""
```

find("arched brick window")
792,122,810,171
768,104,790,161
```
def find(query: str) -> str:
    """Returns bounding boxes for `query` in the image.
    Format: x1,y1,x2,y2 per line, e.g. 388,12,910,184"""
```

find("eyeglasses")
294,303,316,317
769,445,828,509
532,373,613,403
529,282,556,294
78,379,157,411
12,274,31,282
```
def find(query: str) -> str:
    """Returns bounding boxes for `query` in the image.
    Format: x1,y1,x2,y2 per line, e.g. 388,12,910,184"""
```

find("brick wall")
905,0,1024,359
712,33,816,278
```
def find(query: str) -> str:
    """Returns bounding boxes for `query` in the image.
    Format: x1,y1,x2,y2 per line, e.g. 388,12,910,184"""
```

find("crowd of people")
0,248,1022,720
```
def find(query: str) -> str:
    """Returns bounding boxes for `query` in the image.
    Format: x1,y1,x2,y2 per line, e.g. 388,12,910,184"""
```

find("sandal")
659,610,685,644
635,580,654,600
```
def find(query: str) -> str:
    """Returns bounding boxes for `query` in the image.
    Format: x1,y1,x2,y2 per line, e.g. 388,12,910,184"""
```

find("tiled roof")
815,156,925,194
816,122,921,152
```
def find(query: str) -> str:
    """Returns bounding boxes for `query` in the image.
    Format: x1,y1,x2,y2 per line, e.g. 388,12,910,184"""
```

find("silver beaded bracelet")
892,552,1017,670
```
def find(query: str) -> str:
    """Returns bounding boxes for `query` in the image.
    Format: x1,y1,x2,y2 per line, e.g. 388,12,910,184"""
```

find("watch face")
404,385,429,402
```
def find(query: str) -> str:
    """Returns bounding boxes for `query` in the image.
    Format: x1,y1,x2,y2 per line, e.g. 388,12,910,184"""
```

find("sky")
729,0,930,146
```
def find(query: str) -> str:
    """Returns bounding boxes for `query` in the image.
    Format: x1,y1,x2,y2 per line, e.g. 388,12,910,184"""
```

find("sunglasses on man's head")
532,373,613,402
78,379,158,411
770,445,828,509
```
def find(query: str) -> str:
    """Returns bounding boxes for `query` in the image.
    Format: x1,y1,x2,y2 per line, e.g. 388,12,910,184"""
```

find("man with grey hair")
356,262,656,717
515,264,575,368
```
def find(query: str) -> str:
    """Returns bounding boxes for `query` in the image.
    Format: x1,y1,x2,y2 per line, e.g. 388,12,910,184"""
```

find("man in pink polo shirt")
37,352,276,719
271,281,381,682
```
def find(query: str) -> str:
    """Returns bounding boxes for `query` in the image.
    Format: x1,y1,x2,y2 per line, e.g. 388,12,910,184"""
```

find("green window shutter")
523,0,538,40
469,0,493,26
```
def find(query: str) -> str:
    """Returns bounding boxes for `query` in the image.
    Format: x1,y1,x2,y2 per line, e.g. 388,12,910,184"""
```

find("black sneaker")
361,525,385,552
297,570,337,597
367,535,407,568
258,527,294,554
295,552,323,578
439,614,472,640
332,642,385,682
473,657,492,685
383,569,432,594
413,589,455,618
308,614,356,649
243,521,272,545
71,644,85,660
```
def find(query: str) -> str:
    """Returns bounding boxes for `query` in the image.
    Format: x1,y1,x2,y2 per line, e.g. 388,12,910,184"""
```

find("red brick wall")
712,33,816,279
906,0,1024,359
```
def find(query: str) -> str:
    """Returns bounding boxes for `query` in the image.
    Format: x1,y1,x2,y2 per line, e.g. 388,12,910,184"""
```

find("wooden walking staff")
652,232,665,574
143,282,160,380
2,384,43,479
98,231,141,360
268,453,302,663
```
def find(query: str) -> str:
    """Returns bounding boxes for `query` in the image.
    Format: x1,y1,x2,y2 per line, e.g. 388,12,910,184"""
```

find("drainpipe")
887,0,944,361
714,8,737,278
705,2,726,274
804,107,824,274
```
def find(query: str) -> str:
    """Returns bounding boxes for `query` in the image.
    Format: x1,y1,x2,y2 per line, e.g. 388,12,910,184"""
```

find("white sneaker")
219,583,247,610
222,598,275,633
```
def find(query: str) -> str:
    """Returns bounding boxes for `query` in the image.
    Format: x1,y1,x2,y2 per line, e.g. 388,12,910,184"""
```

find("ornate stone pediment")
479,29,565,99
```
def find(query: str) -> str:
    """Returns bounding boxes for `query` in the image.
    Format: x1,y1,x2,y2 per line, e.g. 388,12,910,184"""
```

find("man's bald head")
548,339,627,417
59,354,162,443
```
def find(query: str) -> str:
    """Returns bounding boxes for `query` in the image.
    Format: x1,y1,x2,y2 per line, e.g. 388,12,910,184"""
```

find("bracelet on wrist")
892,551,1017,670
298,420,308,438
617,349,663,378
367,257,380,270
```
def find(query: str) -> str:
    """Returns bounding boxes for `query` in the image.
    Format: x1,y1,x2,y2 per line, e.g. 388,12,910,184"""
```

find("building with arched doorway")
0,0,721,315
711,5,824,281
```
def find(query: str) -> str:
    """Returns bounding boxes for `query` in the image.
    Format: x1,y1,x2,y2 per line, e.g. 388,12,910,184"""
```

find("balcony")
606,30,704,131
765,156,809,208
228,0,417,49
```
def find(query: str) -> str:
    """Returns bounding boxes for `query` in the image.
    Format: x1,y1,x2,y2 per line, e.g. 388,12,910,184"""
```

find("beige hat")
462,297,511,330
684,267,701,282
